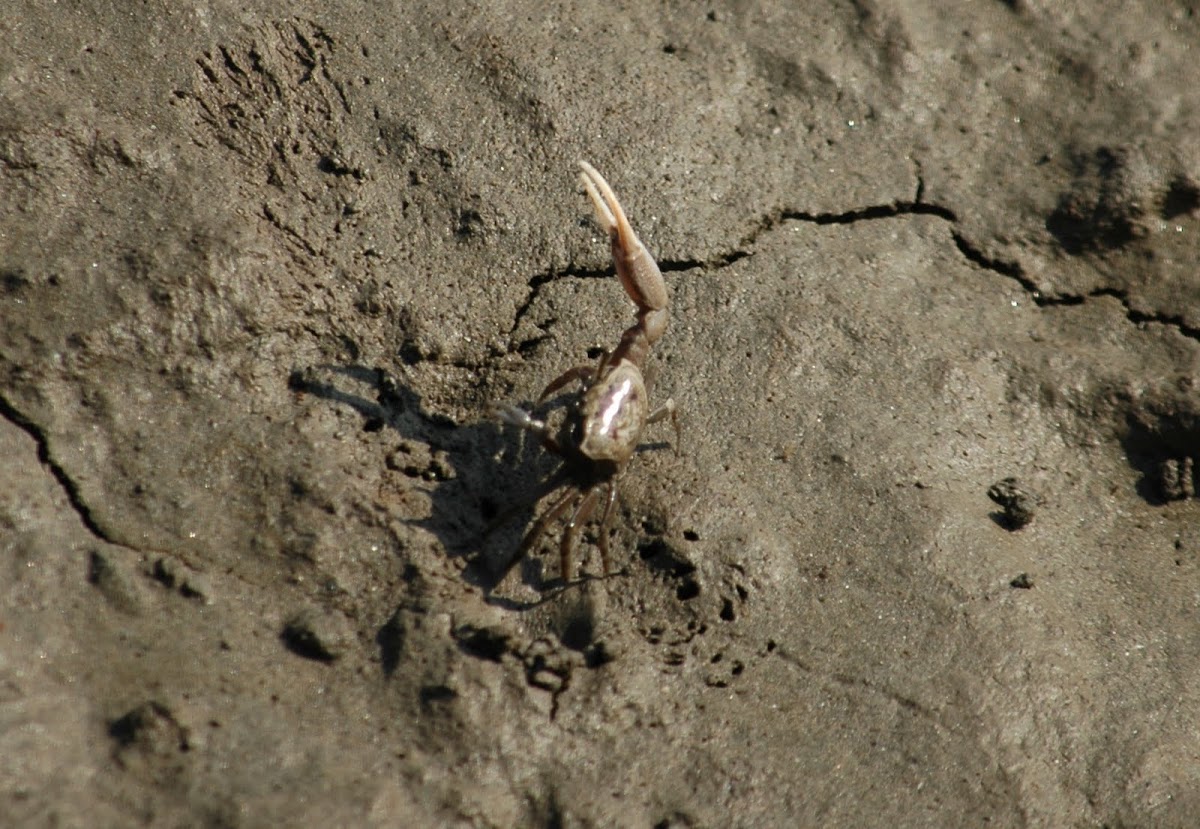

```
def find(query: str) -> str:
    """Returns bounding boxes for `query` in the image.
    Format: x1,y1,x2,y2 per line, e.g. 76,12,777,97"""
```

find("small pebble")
987,477,1040,530
281,607,353,662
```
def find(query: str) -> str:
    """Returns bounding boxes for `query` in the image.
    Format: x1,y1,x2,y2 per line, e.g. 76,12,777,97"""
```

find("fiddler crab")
495,161,678,584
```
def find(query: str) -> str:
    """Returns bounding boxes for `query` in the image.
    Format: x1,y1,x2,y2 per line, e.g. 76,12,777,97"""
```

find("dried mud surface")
2,2,1199,826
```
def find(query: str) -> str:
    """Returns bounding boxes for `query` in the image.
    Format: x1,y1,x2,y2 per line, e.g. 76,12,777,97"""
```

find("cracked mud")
3,2,1200,827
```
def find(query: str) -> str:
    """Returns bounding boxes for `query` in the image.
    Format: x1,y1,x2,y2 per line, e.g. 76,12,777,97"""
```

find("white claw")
579,161,618,234
495,404,544,433
577,160,668,347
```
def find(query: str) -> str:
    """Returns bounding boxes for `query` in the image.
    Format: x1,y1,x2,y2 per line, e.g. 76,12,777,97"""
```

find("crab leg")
647,398,681,455
482,468,568,541
537,364,596,404
596,481,618,575
579,161,668,368
559,488,599,583
515,487,578,566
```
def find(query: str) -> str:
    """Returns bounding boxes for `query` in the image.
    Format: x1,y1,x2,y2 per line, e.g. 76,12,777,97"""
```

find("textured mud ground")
2,1,1199,826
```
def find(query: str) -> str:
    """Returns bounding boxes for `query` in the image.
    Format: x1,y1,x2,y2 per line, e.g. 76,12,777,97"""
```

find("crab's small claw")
494,403,561,455
494,403,543,432
579,161,668,352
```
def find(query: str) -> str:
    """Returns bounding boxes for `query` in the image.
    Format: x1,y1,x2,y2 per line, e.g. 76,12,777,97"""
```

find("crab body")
576,360,647,467
495,162,677,584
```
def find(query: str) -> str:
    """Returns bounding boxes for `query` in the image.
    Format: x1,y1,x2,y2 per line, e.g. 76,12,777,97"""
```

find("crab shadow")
289,362,614,603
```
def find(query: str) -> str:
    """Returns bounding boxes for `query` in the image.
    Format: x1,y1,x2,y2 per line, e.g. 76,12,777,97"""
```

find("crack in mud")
749,202,1200,343
504,193,1197,359
0,393,116,545
951,231,1200,340
830,671,940,722
775,645,942,724
505,198,955,351
505,261,613,353
262,203,318,257
722,194,958,261
1087,290,1200,340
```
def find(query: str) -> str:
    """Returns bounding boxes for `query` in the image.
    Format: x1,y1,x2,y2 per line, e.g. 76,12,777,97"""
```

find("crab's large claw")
579,161,668,352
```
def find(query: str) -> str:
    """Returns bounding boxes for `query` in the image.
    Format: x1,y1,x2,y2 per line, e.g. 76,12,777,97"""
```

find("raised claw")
578,161,668,350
